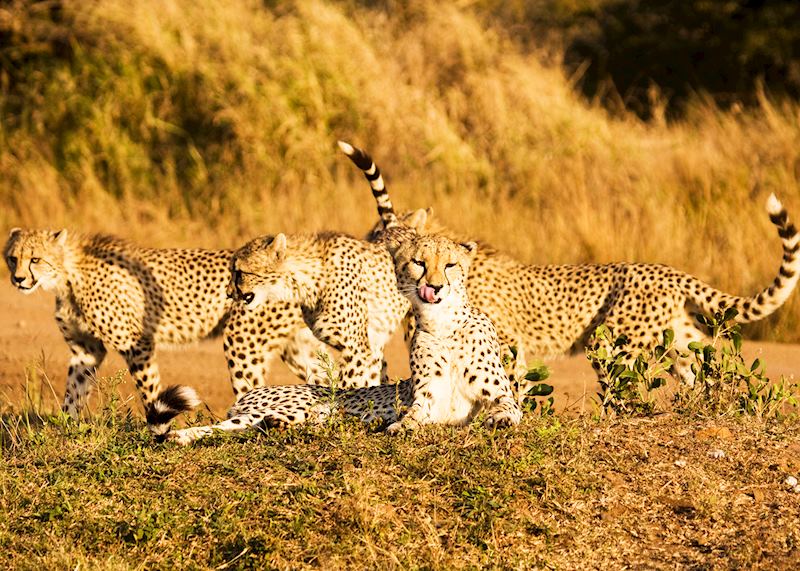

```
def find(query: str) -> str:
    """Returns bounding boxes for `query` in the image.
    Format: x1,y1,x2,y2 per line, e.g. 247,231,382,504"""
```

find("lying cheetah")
363,177,800,382
3,229,327,432
228,230,408,388
159,231,520,444
384,232,523,432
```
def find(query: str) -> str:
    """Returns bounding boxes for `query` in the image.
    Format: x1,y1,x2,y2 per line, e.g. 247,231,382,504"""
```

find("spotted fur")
385,233,522,432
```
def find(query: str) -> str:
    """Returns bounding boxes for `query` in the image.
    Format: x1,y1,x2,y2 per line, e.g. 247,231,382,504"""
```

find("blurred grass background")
0,0,799,340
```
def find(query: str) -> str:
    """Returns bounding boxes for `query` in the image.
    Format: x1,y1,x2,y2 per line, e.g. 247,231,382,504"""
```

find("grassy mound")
2,406,799,568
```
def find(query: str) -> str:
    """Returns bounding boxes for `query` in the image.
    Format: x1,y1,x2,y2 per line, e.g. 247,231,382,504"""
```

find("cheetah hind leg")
669,314,711,387
167,413,264,446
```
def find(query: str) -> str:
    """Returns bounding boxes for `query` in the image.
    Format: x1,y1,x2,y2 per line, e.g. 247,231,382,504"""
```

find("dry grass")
1,0,799,343
1,397,799,569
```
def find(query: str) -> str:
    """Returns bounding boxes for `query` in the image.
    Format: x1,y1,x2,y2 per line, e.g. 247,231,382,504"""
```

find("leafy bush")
587,310,799,419
587,325,672,417
675,309,800,420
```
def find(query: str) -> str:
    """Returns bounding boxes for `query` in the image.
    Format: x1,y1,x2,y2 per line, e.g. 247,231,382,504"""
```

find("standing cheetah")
159,230,520,445
360,163,799,382
2,229,327,433
228,230,409,388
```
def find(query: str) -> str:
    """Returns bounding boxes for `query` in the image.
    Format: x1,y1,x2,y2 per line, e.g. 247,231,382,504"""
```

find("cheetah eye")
31,257,41,264
411,259,426,269
444,263,457,269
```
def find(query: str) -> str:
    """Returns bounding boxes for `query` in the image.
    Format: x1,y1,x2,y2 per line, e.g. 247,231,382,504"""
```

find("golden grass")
1,0,799,339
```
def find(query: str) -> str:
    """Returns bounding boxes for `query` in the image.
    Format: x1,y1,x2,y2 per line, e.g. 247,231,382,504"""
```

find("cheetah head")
392,234,477,308
3,228,69,294
229,234,297,308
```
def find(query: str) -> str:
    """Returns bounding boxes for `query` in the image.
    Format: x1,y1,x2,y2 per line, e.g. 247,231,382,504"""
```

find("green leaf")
722,307,739,323
696,314,711,327
528,383,554,397
688,341,705,353
663,329,675,347
525,366,551,382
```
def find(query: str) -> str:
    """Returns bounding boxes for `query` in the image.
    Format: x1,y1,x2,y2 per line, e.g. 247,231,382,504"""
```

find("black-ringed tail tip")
696,190,800,323
337,140,398,227
147,385,202,441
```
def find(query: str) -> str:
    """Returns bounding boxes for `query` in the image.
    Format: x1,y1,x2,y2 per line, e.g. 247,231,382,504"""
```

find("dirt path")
1,285,798,417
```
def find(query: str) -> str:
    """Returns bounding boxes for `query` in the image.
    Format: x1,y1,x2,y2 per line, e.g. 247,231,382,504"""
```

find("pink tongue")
419,284,437,302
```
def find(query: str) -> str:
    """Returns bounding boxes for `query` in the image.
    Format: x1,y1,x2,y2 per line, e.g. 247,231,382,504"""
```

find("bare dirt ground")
1,285,798,418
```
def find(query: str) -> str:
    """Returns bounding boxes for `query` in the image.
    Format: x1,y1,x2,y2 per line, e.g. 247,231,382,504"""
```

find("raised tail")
683,193,800,323
146,385,202,442
337,140,399,229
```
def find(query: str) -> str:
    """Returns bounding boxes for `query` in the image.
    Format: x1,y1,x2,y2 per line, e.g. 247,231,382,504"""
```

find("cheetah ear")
407,208,428,232
8,227,21,238
460,241,477,259
271,233,287,260
53,229,68,246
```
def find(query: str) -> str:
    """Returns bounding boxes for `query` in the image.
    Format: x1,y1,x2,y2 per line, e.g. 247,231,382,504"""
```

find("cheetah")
158,230,520,444
365,187,800,383
3,229,328,433
228,229,409,388
383,232,523,432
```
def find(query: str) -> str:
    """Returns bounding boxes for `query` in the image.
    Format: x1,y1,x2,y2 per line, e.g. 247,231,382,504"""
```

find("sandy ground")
1,285,798,418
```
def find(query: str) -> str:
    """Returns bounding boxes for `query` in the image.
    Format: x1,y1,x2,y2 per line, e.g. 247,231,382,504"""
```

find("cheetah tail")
147,385,202,442
684,193,800,324
337,140,399,229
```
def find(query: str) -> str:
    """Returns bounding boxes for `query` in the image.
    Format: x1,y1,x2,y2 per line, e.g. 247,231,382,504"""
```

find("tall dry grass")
0,0,799,340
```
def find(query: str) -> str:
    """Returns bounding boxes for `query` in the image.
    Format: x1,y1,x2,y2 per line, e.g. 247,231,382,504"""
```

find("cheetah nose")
12,276,25,285
242,292,255,305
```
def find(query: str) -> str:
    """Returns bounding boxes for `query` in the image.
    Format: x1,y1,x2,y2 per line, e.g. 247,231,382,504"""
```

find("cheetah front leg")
312,283,383,389
223,302,309,399
483,393,523,428
121,338,163,419
55,303,108,417
385,333,445,434
281,326,332,384
471,338,523,429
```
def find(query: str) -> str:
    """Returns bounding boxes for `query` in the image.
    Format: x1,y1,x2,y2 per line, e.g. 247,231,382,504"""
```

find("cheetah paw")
484,410,522,429
386,421,406,435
